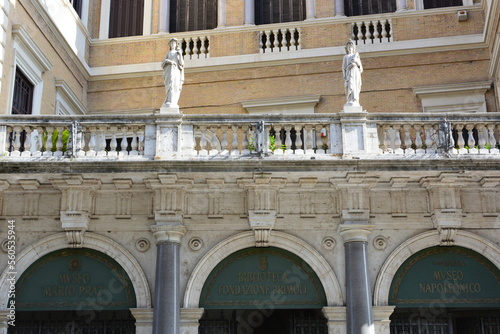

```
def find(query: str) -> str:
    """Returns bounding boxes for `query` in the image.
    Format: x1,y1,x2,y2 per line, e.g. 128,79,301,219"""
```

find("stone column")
395,0,408,12
151,225,187,334
130,308,154,334
305,0,316,20
334,0,345,17
159,0,170,33
244,0,255,25
339,224,374,334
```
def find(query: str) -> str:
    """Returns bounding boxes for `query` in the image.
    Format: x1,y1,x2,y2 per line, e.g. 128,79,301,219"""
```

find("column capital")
151,224,187,244
339,224,374,243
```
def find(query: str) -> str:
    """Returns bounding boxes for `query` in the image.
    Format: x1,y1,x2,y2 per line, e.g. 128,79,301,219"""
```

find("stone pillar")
339,224,374,334
180,308,205,334
395,0,408,12
339,110,379,157
131,308,154,334
218,0,226,27
373,306,395,334
322,307,346,334
334,0,345,17
305,0,316,20
244,0,255,25
151,224,187,334
159,0,170,33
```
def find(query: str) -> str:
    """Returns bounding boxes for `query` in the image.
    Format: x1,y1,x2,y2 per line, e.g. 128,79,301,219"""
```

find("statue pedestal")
342,104,363,113
160,105,181,114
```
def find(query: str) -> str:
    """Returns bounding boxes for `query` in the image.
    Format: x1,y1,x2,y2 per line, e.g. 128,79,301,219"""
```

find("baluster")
284,125,293,155
210,126,220,155
43,127,55,157
198,126,208,156
465,123,476,153
380,125,390,153
129,127,139,155
265,31,272,52
304,125,314,154
193,37,200,59
476,124,487,153
288,29,295,51
241,125,250,154
21,127,32,157
274,125,284,155
75,125,85,157
10,126,22,157
454,124,465,153
423,125,434,153
271,30,278,51
137,130,145,155
219,125,228,155
486,124,498,153
357,22,364,44
54,127,64,157
373,21,380,43
120,129,128,156
394,125,403,154
413,125,424,154
86,127,97,156
294,125,304,154
231,125,240,156
96,126,107,156
32,127,44,157
109,126,118,156
200,37,207,57
367,21,374,43
402,125,412,153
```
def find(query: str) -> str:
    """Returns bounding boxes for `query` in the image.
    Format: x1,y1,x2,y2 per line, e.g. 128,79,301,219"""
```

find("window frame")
414,0,473,10
99,0,152,39
10,26,52,116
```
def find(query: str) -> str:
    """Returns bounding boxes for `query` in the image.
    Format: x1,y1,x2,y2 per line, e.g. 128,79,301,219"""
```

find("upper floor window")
169,0,218,33
344,0,396,16
109,0,144,38
69,0,82,17
255,0,306,25
12,68,34,115
423,0,463,9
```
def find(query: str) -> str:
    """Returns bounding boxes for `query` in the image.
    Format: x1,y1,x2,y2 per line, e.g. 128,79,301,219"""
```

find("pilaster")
130,308,154,334
180,308,205,334
322,307,347,334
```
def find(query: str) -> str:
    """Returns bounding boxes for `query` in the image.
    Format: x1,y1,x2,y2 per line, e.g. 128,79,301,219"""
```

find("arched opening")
198,247,328,334
9,248,137,333
388,246,500,334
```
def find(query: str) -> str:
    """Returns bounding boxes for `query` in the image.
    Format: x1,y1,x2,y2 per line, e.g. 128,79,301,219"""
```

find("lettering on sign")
418,263,482,295
217,271,307,296
42,271,105,297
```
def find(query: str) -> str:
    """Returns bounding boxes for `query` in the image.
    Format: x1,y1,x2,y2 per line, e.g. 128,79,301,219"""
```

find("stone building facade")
0,0,499,333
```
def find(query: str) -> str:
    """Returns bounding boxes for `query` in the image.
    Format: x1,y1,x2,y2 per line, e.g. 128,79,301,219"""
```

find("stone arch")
373,230,500,306
184,231,343,308
0,232,151,309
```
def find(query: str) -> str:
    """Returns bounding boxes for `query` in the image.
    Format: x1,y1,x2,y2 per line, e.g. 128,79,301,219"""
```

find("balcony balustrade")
1,113,499,161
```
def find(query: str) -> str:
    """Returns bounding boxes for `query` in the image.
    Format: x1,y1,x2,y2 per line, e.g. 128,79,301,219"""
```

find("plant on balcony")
269,135,276,152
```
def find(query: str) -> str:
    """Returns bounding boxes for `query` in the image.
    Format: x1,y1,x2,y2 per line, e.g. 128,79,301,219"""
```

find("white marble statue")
342,39,363,106
161,38,185,108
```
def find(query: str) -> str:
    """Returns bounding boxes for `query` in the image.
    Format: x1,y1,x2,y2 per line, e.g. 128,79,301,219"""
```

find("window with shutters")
169,0,218,33
12,68,34,115
255,0,306,25
109,0,144,38
343,0,396,16
424,0,463,9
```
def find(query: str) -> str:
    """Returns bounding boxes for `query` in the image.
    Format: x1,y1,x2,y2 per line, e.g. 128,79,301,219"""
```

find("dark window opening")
424,0,463,9
255,0,306,25
109,0,144,38
169,0,218,33
343,0,396,16
70,0,83,17
12,68,34,115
